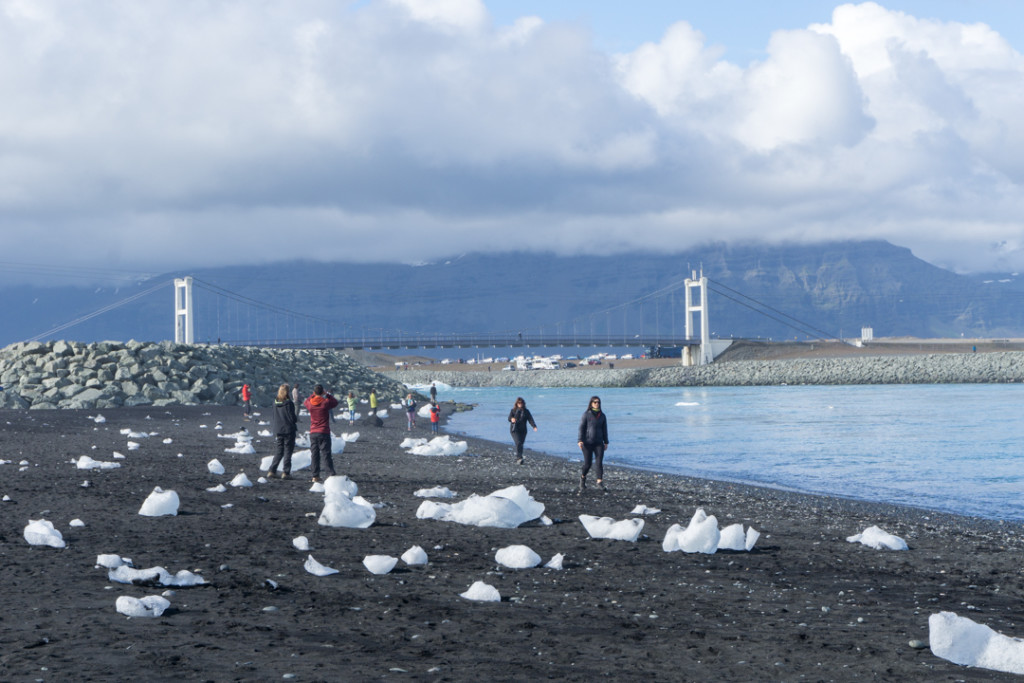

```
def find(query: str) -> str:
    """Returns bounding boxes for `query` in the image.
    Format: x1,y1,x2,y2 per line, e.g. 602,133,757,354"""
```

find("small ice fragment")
846,525,908,551
401,545,428,565
69,519,85,527
229,472,253,488
116,595,170,618
362,555,398,575
24,519,66,548
459,581,500,602
138,487,179,516
495,545,541,569
207,459,225,475
292,536,310,551
545,553,565,570
304,555,338,576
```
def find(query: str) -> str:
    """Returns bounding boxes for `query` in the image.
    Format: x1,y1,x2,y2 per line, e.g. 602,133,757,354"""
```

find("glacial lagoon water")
442,384,1024,522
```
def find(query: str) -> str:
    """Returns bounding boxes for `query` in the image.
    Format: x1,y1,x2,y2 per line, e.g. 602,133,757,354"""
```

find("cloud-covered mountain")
6,241,1024,349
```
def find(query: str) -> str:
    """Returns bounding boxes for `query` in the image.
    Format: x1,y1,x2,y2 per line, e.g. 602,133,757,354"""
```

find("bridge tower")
174,277,194,344
683,270,712,366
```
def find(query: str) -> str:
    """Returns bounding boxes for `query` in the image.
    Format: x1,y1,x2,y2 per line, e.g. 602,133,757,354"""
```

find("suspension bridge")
24,268,848,366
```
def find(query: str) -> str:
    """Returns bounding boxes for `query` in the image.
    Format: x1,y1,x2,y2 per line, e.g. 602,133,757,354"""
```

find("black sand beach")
2,404,1022,682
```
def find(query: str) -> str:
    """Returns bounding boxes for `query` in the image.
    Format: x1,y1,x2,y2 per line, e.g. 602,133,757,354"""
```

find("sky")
2,0,1023,285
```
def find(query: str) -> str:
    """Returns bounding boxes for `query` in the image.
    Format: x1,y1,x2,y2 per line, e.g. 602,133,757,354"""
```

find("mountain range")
5,240,1024,349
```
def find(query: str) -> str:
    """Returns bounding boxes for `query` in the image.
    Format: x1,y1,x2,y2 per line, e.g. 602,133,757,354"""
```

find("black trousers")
309,432,335,478
269,432,296,474
581,443,605,480
511,430,527,457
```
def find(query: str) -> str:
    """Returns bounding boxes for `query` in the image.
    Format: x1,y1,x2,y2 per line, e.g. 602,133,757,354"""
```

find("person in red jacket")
241,383,252,420
303,384,338,482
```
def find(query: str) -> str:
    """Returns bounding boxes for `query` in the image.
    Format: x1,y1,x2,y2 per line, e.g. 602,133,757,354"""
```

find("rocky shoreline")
0,340,408,410
388,351,1024,388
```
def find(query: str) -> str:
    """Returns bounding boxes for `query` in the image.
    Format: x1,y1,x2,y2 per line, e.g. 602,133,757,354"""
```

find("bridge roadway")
231,334,704,351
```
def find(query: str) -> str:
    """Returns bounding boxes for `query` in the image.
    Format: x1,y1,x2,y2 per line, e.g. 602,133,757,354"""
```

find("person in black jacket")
577,395,609,494
507,397,537,464
268,383,298,479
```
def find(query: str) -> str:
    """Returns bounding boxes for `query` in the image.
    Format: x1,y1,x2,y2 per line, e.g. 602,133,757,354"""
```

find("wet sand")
1,404,1022,681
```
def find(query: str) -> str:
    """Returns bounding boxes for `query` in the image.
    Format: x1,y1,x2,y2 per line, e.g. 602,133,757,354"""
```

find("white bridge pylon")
683,270,713,366
174,277,194,344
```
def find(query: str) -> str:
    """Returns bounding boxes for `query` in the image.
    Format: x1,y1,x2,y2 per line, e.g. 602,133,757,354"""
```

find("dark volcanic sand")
1,404,1023,682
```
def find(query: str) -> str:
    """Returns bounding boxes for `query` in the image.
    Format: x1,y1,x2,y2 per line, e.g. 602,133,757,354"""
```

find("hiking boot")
515,457,524,465
597,480,607,492
311,477,321,483
280,472,289,480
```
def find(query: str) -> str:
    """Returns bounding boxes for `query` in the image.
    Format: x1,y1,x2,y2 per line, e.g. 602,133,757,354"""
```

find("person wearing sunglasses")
577,395,609,494
507,396,538,465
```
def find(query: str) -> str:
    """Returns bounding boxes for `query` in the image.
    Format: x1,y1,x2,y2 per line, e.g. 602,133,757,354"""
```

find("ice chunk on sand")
416,486,544,528
342,432,360,443
259,449,312,472
108,565,205,586
70,519,85,527
847,525,908,550
206,484,227,493
224,439,255,455
662,508,720,554
495,545,541,569
24,519,66,548
76,455,121,470
401,438,427,449
228,472,253,488
401,545,428,565
324,475,358,500
116,595,170,618
363,555,398,575
408,435,468,456
96,554,132,569
579,515,644,542
292,536,310,551
414,486,457,498
460,581,500,602
319,492,375,528
630,504,661,515
207,459,225,475
138,487,179,517
304,555,338,576
930,611,1024,675
545,553,565,570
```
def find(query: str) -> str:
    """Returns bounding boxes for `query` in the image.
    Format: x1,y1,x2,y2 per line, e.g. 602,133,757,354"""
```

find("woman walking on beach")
577,395,608,494
268,384,297,479
507,397,537,465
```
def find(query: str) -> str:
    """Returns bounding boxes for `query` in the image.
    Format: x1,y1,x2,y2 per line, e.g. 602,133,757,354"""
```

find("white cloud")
1,0,1023,277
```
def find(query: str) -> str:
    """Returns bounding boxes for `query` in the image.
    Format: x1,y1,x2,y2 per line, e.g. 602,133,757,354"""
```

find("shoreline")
2,405,1023,680
386,350,1024,388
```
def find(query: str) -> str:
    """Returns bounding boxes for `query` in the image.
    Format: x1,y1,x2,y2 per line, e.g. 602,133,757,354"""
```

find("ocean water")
441,384,1024,522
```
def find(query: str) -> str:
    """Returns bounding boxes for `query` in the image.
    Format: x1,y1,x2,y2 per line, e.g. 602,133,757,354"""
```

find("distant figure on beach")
346,391,357,425
429,400,440,434
429,382,437,402
369,388,378,416
304,384,338,483
507,397,537,465
577,395,609,494
404,393,417,431
268,384,297,479
241,383,252,420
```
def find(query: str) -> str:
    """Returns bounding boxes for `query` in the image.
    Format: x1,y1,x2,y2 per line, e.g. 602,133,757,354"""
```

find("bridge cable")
25,279,175,342
707,278,850,343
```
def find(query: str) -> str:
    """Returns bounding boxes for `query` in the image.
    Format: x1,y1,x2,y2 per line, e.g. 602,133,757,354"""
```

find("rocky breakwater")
0,340,407,410
388,351,1024,388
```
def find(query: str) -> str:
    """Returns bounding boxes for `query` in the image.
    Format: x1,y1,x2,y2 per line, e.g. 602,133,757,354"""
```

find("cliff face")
5,240,1024,346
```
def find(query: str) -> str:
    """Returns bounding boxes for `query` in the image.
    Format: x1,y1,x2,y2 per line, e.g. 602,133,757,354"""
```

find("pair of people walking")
506,395,609,493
